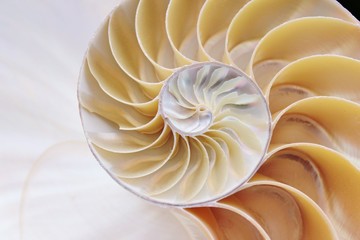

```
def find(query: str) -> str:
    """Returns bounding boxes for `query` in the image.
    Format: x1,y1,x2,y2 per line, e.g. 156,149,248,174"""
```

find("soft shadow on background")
0,1,190,239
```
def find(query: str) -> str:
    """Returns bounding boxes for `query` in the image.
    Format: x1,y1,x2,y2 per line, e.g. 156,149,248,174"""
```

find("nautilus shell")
78,0,360,238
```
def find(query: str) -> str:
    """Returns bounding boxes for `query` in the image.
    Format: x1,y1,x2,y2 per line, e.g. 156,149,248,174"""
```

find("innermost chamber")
159,62,270,138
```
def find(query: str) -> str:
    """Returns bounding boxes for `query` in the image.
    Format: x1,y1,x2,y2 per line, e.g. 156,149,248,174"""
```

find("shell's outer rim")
77,0,273,207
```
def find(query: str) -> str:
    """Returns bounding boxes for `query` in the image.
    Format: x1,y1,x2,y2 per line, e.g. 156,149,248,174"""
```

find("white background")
0,1,190,239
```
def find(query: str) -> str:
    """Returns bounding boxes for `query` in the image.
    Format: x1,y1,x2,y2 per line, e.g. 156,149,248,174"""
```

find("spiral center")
197,105,207,112
159,62,270,138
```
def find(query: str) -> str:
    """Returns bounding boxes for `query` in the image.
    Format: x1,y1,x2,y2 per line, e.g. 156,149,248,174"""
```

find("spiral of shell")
78,0,360,239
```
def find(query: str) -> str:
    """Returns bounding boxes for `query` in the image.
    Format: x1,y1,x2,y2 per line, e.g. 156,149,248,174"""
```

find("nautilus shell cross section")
79,49,271,205
78,0,360,227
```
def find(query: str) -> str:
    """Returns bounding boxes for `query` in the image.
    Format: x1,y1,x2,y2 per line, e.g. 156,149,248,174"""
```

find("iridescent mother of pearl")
160,63,271,140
